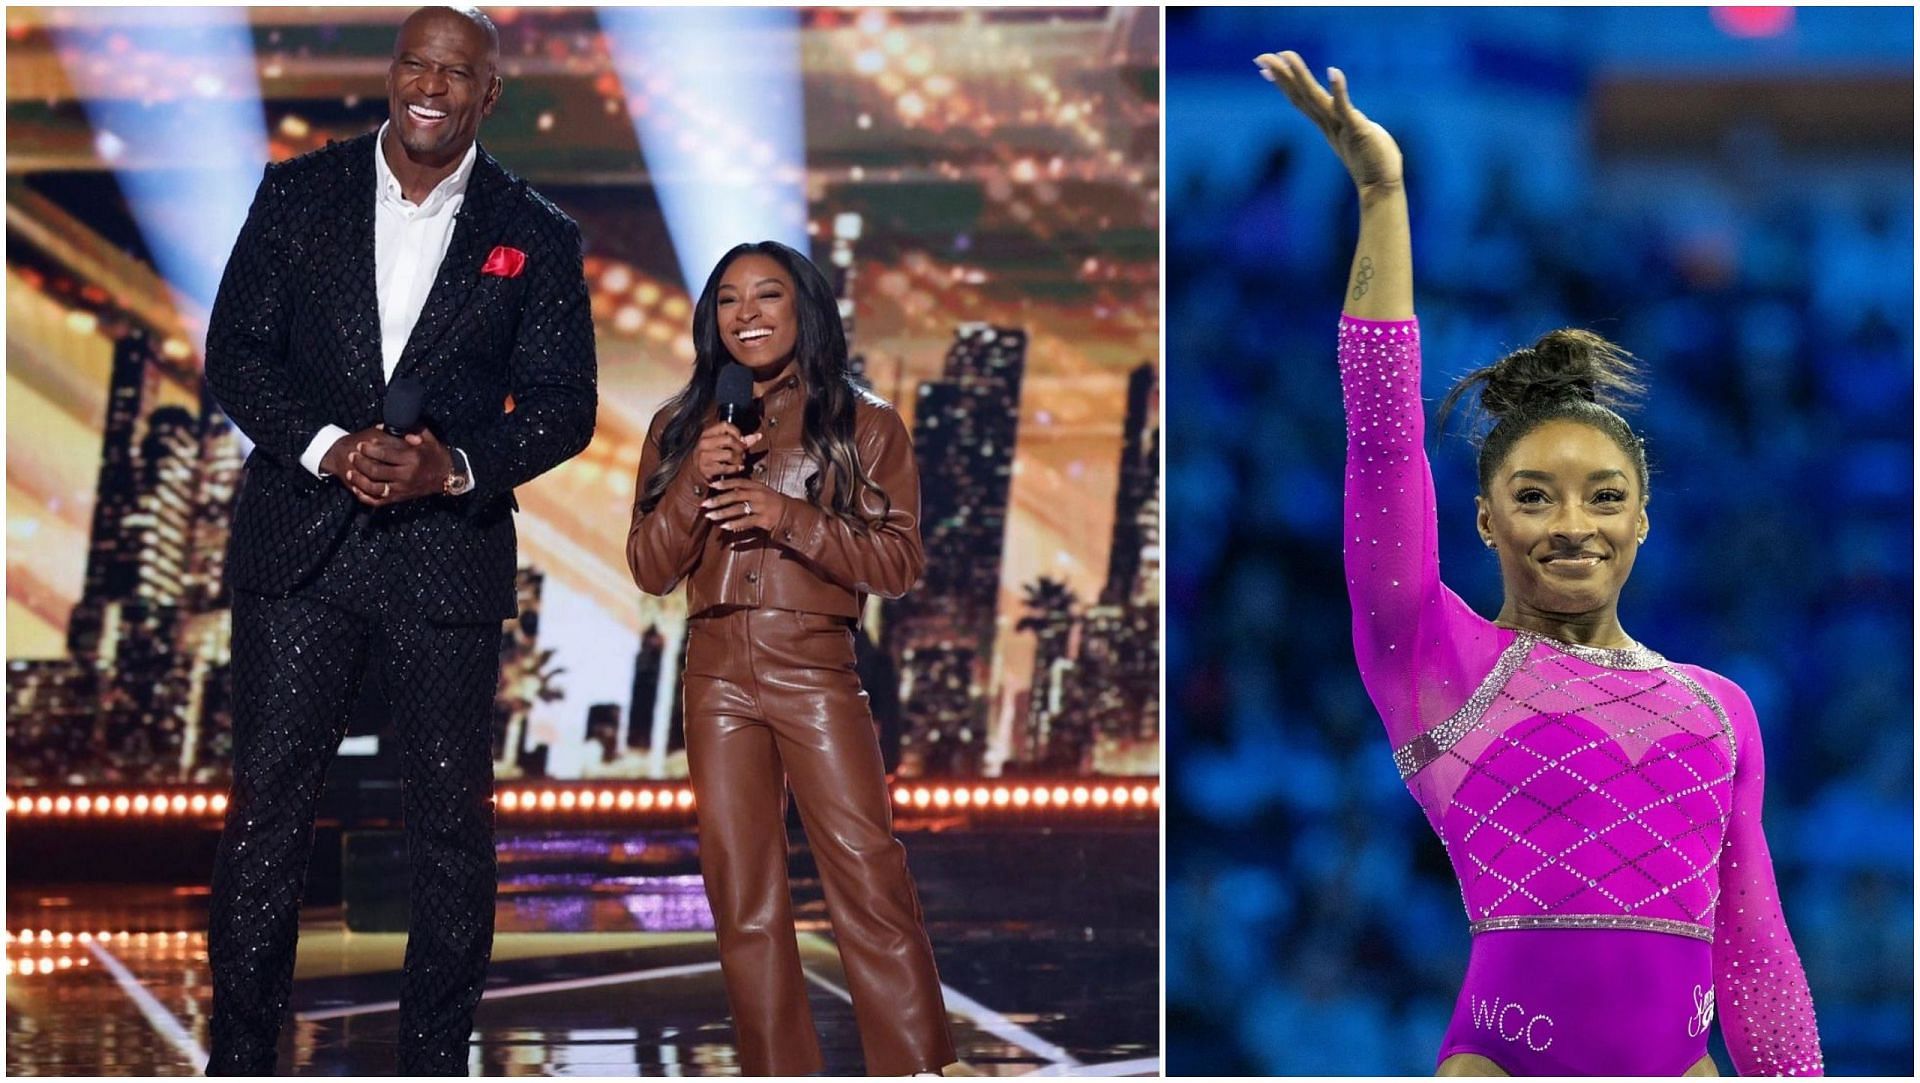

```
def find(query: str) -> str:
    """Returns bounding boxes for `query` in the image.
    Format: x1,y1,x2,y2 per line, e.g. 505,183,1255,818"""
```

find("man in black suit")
202,7,595,1073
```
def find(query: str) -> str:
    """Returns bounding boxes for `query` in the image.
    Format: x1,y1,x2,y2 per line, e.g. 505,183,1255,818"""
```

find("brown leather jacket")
627,373,924,619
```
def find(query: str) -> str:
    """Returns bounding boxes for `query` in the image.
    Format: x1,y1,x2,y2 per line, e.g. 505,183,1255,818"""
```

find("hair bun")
1477,328,1643,422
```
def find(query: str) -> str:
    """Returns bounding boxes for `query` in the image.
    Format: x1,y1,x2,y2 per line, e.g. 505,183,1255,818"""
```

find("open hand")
340,426,454,508
701,477,789,534
1257,51,1403,194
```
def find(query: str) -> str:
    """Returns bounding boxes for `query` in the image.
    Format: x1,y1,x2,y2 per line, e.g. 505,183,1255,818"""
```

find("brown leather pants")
683,606,955,1076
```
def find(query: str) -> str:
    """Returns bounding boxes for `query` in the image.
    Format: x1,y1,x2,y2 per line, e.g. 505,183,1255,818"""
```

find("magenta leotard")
1338,315,1823,1075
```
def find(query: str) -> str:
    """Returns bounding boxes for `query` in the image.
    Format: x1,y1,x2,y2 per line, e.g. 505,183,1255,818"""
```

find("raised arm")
1695,672,1823,1076
1257,51,1410,321
1262,52,1497,752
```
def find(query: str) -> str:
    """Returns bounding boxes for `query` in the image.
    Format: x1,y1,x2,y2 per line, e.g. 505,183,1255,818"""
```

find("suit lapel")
392,145,519,381
322,131,386,397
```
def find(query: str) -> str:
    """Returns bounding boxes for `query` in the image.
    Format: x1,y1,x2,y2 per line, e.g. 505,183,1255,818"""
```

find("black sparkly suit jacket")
206,132,596,624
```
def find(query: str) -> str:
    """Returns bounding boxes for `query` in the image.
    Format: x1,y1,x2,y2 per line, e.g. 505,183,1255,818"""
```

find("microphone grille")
384,375,424,431
715,363,753,409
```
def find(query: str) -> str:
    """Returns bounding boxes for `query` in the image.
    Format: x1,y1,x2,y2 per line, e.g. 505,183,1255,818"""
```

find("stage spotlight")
598,8,810,291
51,9,269,327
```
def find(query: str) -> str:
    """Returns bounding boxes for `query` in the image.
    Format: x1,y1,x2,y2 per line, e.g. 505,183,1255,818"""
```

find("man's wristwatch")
443,447,474,496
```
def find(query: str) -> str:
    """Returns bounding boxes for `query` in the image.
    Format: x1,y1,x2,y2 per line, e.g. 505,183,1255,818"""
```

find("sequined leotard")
1339,315,1823,1075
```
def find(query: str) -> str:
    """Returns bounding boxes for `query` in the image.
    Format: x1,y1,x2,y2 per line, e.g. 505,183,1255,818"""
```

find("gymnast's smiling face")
1476,419,1650,619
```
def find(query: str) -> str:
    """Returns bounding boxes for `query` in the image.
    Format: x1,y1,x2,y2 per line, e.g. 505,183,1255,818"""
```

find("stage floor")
6,827,1159,1076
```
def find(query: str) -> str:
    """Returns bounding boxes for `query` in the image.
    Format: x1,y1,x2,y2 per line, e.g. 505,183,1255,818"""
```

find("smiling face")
715,253,801,377
1477,418,1651,619
386,8,500,165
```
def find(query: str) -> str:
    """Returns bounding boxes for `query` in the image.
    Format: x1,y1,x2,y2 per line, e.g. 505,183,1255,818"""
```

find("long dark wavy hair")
637,241,890,526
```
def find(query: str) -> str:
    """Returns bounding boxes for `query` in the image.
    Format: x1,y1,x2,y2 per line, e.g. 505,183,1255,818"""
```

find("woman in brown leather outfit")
627,241,955,1077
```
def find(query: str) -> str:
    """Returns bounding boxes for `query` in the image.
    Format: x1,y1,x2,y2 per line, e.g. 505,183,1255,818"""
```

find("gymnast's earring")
1483,537,1496,550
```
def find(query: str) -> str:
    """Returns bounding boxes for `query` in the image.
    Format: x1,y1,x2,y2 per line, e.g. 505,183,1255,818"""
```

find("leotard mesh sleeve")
1338,315,1505,762
1687,668,1824,1076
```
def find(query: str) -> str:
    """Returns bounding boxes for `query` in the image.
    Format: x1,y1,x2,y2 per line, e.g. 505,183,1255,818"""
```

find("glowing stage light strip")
597,8,811,291
5,782,1158,821
51,8,269,322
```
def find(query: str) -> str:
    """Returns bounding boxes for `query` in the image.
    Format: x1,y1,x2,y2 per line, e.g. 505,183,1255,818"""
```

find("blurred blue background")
1165,7,1913,1075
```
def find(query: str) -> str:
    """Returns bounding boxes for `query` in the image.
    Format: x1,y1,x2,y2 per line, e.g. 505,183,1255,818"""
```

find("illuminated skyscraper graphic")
1079,364,1160,764
186,404,245,612
887,324,1027,775
67,331,159,661
1103,364,1157,608
627,623,666,752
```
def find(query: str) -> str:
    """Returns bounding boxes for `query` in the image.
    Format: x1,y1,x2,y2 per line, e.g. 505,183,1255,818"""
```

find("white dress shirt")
300,122,477,484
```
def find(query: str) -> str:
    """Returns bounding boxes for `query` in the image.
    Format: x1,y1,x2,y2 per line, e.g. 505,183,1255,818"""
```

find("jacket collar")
321,130,522,395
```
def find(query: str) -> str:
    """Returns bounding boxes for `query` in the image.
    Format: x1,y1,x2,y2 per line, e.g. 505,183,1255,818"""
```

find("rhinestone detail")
1470,912,1713,942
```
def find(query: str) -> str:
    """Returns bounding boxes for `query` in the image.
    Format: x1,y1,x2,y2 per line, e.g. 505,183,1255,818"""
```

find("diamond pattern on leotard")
1417,638,1736,933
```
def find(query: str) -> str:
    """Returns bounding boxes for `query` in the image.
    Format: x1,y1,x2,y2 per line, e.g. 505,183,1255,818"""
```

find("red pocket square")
481,245,527,278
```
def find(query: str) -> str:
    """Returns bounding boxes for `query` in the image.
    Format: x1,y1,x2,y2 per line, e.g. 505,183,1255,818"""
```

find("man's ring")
382,482,391,498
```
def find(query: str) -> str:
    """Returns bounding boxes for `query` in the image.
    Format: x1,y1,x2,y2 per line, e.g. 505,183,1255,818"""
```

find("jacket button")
753,463,765,476
769,416,779,426
746,571,759,582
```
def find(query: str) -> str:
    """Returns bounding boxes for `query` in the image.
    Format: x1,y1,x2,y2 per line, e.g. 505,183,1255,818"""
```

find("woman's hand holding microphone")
696,421,788,533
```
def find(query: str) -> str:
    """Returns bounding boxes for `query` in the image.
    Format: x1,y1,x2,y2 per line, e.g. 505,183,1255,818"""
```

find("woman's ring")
382,482,391,498
743,501,753,516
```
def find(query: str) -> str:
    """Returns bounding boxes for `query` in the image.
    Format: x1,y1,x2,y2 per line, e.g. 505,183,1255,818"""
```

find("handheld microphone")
383,375,424,436
715,363,760,435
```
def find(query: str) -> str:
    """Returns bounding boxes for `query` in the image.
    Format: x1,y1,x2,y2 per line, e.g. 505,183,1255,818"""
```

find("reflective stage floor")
6,827,1158,1076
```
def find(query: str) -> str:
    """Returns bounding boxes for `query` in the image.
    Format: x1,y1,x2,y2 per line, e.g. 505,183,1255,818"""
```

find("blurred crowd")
1165,7,1913,1075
